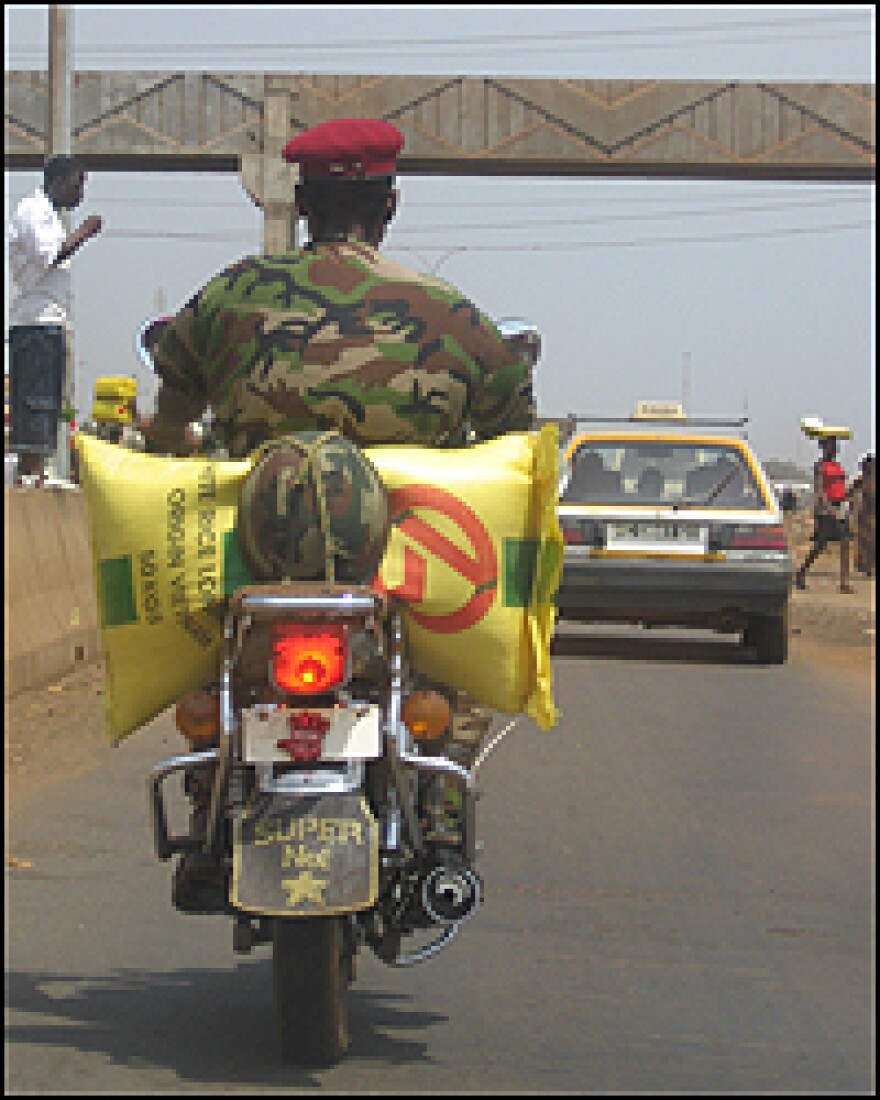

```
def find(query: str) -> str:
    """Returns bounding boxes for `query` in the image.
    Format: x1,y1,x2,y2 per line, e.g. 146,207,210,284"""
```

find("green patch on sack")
223,528,255,597
503,537,563,609
100,556,137,627
503,539,540,608
536,539,564,607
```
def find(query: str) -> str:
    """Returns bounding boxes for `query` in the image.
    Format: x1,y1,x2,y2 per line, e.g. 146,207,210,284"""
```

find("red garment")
821,459,847,503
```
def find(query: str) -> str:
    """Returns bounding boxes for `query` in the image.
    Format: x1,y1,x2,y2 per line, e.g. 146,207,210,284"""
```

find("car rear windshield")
561,440,765,509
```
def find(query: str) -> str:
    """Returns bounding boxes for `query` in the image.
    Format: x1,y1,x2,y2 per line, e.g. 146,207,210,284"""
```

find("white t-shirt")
7,187,70,326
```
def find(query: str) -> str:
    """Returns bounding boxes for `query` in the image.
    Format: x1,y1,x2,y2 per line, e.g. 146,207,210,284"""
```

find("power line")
389,220,874,252
389,198,876,235
5,13,872,65
8,192,871,229
5,10,870,55
14,193,871,212
7,28,868,65
95,219,871,246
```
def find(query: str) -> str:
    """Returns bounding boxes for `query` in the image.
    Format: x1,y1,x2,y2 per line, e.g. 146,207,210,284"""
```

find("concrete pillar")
48,6,71,156
239,80,300,255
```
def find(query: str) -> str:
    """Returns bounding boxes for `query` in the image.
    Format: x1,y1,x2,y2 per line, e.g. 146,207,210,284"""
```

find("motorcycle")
141,315,540,1067
150,577,487,1065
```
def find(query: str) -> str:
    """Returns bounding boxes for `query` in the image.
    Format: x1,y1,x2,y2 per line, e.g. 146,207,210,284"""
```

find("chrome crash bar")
149,748,219,861
153,593,478,866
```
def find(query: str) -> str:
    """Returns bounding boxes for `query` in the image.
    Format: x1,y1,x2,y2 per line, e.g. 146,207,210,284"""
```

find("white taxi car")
555,402,794,663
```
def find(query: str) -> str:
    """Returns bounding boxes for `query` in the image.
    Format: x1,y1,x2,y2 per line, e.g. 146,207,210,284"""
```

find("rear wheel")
273,916,350,1066
745,605,789,664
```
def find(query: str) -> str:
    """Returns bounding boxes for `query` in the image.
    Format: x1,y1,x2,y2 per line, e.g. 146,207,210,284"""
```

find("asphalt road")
5,627,875,1094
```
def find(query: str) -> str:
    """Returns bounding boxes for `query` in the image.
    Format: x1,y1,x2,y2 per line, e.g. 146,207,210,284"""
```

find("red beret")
282,118,404,179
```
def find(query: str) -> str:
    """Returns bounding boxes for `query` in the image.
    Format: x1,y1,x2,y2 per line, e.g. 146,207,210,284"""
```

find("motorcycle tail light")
271,623,347,695
175,690,221,745
728,524,788,551
402,690,451,741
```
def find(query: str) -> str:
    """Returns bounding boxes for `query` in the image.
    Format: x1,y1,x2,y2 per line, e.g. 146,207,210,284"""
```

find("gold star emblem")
281,871,328,906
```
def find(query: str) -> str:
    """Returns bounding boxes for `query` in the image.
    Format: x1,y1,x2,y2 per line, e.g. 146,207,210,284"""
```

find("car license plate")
231,791,379,916
606,521,706,553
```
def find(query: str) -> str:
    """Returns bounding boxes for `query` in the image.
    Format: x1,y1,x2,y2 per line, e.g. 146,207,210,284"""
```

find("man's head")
283,118,404,246
820,437,838,461
43,155,87,210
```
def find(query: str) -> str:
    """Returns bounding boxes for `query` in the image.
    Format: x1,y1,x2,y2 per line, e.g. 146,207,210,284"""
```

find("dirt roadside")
4,515,875,824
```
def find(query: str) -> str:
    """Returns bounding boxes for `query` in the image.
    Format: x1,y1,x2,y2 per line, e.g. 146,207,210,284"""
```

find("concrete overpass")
5,72,875,252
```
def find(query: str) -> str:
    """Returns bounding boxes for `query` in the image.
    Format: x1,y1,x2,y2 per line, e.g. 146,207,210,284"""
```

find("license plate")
606,522,706,553
231,792,379,916
242,704,381,764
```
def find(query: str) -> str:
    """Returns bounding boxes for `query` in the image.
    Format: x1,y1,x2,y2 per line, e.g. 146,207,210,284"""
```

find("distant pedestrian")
794,436,853,593
852,452,875,577
6,155,102,480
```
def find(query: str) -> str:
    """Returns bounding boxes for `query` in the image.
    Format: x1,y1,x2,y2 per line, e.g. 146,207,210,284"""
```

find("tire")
273,916,349,1066
745,605,789,665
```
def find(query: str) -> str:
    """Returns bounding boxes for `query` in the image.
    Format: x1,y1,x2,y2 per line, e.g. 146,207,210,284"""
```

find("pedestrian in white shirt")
7,155,102,478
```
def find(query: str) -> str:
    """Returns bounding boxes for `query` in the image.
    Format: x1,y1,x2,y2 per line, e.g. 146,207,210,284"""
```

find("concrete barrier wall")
4,486,103,698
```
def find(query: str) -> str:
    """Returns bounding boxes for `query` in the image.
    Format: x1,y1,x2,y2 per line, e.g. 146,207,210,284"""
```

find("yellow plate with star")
231,791,379,917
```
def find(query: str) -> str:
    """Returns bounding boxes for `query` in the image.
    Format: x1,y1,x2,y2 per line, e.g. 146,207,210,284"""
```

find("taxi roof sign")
631,400,687,421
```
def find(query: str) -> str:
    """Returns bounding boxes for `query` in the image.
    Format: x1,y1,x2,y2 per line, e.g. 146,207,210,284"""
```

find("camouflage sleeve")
454,302,535,440
140,296,207,454
141,267,236,454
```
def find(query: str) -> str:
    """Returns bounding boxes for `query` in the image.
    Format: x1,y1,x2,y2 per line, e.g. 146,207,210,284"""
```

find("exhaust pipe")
421,865,482,925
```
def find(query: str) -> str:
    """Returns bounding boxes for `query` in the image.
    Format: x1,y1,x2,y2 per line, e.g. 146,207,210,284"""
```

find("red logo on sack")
372,484,498,634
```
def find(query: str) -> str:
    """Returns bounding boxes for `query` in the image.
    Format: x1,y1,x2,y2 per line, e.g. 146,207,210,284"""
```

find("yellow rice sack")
75,428,562,744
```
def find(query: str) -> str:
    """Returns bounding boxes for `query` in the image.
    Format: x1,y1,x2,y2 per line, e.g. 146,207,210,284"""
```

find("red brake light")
559,517,586,545
271,624,347,695
729,524,788,551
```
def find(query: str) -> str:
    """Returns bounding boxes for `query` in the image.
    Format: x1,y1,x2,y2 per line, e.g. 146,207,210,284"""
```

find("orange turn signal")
175,690,221,745
401,690,451,742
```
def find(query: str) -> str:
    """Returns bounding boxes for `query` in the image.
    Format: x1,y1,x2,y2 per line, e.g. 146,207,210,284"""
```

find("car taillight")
728,524,789,551
559,517,603,547
560,519,586,545
271,624,347,695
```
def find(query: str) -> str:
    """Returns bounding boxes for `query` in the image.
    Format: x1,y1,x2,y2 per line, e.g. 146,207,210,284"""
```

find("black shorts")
813,506,851,544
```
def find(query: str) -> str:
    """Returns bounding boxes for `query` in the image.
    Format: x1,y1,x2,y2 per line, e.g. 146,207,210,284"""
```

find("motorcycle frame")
150,587,478,868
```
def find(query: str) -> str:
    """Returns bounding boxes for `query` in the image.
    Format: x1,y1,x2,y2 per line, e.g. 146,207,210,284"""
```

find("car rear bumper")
556,554,792,628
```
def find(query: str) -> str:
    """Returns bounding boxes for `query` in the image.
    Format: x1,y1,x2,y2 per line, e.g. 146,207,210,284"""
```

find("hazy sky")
4,4,876,471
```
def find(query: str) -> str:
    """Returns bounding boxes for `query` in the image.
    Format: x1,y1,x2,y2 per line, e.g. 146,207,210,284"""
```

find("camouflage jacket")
145,241,535,458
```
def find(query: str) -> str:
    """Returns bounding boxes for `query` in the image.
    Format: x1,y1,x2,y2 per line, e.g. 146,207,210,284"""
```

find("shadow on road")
5,963,444,1085
551,628,757,665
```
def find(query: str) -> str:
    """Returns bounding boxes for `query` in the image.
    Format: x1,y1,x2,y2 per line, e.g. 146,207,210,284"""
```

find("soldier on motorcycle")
140,117,534,457
139,117,539,900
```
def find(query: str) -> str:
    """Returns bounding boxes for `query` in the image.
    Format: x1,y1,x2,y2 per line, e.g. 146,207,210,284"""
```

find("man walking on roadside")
794,435,854,594
7,155,102,481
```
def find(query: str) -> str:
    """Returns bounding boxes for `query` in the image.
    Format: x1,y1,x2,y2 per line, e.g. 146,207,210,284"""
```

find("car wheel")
745,605,789,664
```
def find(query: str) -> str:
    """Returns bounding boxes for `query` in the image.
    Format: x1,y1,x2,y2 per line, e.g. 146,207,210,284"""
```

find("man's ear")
384,189,399,225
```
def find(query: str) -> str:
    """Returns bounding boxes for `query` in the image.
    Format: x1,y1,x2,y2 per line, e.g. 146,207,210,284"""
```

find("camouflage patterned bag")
237,430,390,583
